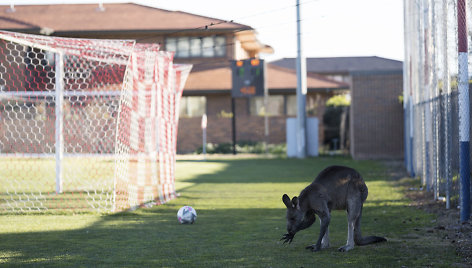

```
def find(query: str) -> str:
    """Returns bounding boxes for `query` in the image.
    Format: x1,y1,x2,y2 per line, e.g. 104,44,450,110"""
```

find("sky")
3,0,405,62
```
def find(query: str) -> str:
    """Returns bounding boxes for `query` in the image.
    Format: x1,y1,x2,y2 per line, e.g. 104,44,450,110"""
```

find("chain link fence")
403,0,472,210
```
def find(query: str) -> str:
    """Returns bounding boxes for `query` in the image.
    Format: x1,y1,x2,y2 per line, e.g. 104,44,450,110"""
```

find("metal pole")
423,0,432,192
416,0,423,180
431,0,440,201
231,98,237,155
440,0,451,209
457,0,470,222
202,113,207,160
408,0,416,178
296,0,307,158
55,52,64,194
263,60,269,155
403,0,412,175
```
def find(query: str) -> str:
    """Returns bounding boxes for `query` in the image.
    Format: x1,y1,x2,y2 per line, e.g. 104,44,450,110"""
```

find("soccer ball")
177,206,197,224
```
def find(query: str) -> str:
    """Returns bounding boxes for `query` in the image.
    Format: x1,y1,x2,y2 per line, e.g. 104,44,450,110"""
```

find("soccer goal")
0,31,191,213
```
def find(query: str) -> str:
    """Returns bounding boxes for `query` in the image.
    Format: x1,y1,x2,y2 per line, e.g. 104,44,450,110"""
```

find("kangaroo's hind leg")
338,197,362,252
321,225,330,249
354,206,364,245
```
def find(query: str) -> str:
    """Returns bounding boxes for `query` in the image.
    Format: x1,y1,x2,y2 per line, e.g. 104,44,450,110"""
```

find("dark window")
166,36,226,58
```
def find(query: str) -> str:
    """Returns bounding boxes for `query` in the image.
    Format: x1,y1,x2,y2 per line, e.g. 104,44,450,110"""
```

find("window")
190,38,202,57
286,95,321,116
201,36,214,57
306,95,321,116
166,36,226,58
249,95,321,117
249,96,284,116
286,95,297,116
214,36,226,57
179,96,206,117
177,37,190,58
166,38,177,53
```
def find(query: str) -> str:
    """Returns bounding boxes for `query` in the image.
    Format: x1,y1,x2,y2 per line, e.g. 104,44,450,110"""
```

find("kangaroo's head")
282,194,305,235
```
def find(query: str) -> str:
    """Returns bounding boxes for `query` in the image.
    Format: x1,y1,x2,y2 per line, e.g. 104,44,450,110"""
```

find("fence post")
439,0,451,209
423,0,432,192
457,0,470,222
431,0,440,201
403,0,411,176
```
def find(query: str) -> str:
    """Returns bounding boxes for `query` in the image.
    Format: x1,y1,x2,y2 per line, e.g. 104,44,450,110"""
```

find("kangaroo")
281,165,386,252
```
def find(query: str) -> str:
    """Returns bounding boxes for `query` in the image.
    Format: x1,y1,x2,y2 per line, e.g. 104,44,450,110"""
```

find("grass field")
0,157,115,212
0,156,463,267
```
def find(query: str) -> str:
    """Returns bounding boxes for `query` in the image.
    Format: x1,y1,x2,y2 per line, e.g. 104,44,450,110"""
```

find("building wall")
350,71,404,159
177,92,333,153
65,32,238,65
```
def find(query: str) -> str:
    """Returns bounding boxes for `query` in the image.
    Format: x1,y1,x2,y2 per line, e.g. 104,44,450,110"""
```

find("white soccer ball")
177,206,197,224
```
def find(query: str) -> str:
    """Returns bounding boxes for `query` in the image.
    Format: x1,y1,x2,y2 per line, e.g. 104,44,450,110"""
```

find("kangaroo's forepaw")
338,245,354,252
280,233,294,244
305,244,321,252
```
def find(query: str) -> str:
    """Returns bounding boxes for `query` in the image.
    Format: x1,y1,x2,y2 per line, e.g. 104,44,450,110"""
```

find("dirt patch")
406,188,472,266
384,161,472,266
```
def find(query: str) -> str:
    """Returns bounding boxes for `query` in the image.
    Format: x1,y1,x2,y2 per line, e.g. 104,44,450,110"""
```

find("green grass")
0,156,462,267
0,157,115,212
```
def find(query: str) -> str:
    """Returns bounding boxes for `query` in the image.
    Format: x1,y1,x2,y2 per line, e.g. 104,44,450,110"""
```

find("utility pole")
296,0,307,158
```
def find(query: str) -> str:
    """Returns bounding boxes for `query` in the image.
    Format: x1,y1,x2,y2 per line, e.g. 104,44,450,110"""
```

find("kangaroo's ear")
282,194,291,208
292,196,299,208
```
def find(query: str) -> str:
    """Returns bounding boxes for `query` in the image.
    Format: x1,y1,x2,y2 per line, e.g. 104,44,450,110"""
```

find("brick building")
272,57,404,159
350,70,404,159
0,3,348,154
180,62,347,153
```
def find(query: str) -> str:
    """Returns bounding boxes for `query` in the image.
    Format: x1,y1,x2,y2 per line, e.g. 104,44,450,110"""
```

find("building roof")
270,56,403,74
183,63,348,94
0,3,251,34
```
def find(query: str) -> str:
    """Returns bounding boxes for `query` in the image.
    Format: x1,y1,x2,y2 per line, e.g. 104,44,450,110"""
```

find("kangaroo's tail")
355,235,387,246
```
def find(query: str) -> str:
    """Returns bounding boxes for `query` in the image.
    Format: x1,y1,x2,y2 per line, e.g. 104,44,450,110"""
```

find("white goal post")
0,31,191,212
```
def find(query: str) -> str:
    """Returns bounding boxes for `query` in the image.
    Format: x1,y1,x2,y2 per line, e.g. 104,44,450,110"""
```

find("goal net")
0,31,191,213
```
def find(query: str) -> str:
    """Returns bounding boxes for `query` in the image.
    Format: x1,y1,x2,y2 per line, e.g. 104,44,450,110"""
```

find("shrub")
196,141,286,156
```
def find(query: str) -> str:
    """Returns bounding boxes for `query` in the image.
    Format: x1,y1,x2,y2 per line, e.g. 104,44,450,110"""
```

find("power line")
136,20,237,43
134,0,322,68
136,0,319,42
135,2,324,64
232,0,319,21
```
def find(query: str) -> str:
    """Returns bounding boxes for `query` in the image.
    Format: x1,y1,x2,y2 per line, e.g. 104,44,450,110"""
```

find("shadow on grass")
0,204,456,267
0,208,282,266
0,157,461,267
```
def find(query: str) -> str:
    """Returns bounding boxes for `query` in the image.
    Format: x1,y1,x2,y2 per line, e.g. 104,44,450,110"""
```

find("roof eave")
1,27,250,36
182,87,349,95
